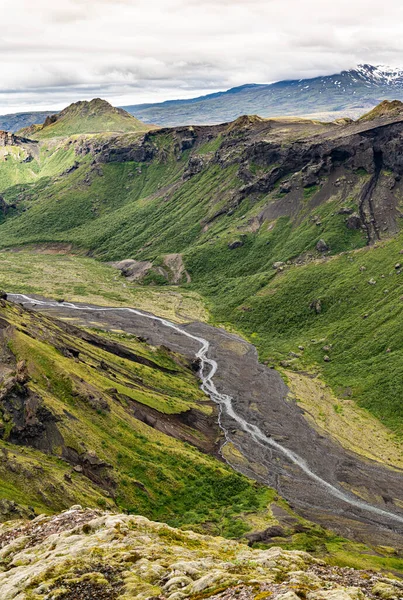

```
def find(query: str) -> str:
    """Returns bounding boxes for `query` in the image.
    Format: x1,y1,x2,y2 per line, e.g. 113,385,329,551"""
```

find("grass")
0,251,207,323
198,236,403,434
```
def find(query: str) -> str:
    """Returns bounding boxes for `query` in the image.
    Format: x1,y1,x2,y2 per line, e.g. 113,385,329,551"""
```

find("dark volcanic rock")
346,213,363,229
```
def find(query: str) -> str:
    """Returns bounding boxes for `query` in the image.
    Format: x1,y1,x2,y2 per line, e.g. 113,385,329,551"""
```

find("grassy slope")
0,128,401,437
0,300,276,539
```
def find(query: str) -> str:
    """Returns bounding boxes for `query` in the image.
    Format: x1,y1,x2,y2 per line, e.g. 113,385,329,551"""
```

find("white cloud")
1,0,403,112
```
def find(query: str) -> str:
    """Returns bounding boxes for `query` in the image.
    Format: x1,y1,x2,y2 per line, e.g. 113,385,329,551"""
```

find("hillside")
18,98,150,139
1,101,403,570
2,104,403,441
0,294,281,539
124,64,403,125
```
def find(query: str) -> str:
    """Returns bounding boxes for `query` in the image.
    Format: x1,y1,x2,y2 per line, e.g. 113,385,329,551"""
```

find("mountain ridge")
3,64,403,133
124,63,403,126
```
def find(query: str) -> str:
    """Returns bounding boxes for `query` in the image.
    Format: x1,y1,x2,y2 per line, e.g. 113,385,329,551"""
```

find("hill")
124,64,403,125
18,98,150,139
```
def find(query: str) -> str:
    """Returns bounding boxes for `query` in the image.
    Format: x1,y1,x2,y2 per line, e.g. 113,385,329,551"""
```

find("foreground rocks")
0,508,402,599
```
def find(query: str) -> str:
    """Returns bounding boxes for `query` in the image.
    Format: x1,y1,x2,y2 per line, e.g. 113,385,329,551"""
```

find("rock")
183,156,205,180
279,180,292,193
228,239,244,250
0,290,7,300
395,263,401,269
163,575,193,591
346,214,362,229
190,570,233,593
73,465,83,473
277,593,301,600
323,355,331,362
368,278,377,285
359,266,366,272
338,207,354,215
316,239,329,252
273,261,285,269
310,299,322,314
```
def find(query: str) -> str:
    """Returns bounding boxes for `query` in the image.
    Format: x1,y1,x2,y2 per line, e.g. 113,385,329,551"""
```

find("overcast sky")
2,0,403,113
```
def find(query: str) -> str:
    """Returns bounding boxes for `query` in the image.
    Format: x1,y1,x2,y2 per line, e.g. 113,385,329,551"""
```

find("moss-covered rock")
0,508,401,599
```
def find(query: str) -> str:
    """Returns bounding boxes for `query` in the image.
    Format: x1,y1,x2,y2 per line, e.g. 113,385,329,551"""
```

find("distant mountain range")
3,64,403,132
125,64,403,126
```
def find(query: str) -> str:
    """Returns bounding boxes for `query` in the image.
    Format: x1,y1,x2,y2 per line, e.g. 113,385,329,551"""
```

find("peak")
226,114,265,131
359,99,403,121
57,98,125,119
20,98,150,139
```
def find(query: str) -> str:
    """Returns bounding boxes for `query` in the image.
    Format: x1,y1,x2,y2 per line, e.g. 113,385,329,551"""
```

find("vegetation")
18,98,150,139
0,102,403,574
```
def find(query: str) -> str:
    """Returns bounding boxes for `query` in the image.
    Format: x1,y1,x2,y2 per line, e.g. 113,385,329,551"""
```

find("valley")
8,293,403,549
1,96,403,591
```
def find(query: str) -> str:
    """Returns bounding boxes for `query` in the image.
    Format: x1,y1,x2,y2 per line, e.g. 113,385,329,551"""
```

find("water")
8,293,403,526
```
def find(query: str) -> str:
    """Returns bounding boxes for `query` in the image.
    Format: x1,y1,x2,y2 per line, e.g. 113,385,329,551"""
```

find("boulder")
310,299,322,314
346,214,362,229
228,240,244,250
316,239,329,252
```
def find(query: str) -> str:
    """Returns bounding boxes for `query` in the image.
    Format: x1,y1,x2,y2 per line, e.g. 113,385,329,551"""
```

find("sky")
2,0,403,113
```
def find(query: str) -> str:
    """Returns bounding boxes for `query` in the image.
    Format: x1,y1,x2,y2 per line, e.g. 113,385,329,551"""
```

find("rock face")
0,130,33,146
0,507,401,600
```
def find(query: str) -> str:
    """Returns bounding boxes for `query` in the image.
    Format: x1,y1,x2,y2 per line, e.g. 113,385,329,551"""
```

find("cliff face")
71,109,403,245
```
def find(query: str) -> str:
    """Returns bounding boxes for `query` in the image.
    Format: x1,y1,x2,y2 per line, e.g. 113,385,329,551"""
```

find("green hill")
18,98,151,139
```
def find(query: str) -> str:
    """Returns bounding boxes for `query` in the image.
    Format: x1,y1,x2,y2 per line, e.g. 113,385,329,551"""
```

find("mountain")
18,98,150,139
123,64,403,125
3,64,403,134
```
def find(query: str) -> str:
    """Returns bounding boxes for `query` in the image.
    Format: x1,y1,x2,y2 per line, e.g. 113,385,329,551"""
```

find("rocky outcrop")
0,130,35,146
0,508,401,600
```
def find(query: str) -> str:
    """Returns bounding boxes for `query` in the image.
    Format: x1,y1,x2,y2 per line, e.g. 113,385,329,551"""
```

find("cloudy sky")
2,0,403,113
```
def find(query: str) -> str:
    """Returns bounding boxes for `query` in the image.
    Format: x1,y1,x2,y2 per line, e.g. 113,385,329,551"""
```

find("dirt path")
9,294,403,548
